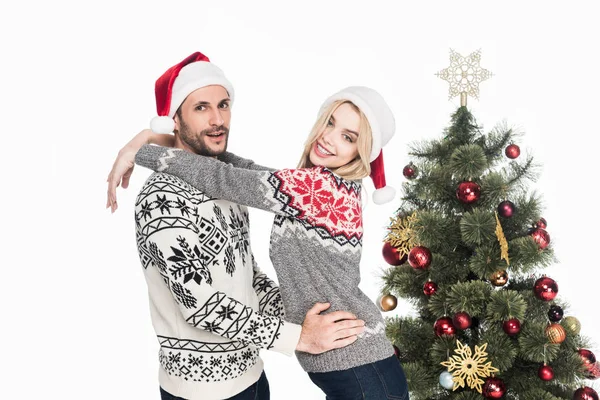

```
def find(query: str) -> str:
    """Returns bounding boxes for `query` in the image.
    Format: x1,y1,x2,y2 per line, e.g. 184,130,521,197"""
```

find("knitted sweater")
136,145,394,373
134,161,302,400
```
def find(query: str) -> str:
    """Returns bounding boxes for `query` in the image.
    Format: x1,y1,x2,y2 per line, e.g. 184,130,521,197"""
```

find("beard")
178,117,230,156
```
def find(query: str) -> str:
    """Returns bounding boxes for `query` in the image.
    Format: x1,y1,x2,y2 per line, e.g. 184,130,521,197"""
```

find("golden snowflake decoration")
440,340,499,393
384,212,420,258
495,211,510,265
436,49,492,106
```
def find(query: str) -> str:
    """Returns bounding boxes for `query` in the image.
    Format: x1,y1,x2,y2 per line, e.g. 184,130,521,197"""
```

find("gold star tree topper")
440,340,499,393
436,49,493,107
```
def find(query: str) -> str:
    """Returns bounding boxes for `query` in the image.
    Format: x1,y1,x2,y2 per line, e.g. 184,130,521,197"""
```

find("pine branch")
486,290,528,321
449,144,489,179
480,325,519,372
386,316,436,363
482,121,518,160
505,154,540,187
400,361,440,400
518,322,561,363
460,209,497,246
469,243,506,280
445,281,492,316
507,237,557,274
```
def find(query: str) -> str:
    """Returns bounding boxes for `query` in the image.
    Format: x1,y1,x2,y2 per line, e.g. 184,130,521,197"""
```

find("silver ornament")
439,371,454,390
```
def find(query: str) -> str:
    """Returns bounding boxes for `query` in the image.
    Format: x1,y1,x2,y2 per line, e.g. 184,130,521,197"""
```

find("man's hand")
296,302,365,354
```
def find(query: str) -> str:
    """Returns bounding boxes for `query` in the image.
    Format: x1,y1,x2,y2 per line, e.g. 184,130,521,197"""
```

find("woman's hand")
106,147,137,213
106,129,175,213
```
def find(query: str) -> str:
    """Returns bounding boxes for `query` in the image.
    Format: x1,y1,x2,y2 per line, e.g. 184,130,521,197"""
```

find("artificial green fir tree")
379,51,599,400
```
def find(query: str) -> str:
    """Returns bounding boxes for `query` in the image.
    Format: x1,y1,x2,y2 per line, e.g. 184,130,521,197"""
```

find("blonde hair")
297,100,373,181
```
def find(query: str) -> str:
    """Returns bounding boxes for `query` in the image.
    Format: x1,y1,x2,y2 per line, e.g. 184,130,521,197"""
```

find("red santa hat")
150,51,235,134
319,86,396,205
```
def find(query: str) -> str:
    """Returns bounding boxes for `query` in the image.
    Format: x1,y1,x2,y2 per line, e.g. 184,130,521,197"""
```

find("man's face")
174,85,231,156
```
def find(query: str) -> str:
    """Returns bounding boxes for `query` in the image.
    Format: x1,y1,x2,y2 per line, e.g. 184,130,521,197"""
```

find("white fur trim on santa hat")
168,62,235,117
372,185,396,205
150,116,175,134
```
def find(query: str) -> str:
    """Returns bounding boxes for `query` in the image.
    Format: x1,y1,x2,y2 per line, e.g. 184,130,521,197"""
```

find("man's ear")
173,112,180,133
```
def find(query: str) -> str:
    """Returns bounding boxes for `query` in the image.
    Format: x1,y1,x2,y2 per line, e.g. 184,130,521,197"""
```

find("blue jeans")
308,355,409,400
160,371,270,400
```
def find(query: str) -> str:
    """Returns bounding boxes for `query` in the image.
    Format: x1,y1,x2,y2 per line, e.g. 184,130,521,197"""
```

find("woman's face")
309,103,361,169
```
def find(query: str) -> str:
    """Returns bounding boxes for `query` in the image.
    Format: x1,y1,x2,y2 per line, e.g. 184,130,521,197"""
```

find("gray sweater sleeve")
135,144,333,222
218,151,275,172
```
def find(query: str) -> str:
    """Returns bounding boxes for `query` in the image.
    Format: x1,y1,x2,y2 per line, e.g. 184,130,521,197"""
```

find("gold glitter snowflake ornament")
440,340,499,393
384,212,420,258
436,49,493,107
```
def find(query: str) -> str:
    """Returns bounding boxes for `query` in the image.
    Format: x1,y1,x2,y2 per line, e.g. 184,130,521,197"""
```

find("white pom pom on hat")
150,116,175,134
319,86,396,205
150,51,235,133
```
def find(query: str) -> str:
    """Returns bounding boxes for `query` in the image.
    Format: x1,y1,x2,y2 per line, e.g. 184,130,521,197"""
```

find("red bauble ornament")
536,217,547,229
393,344,401,358
434,317,456,337
534,276,559,301
497,200,516,218
382,242,408,266
585,362,600,380
482,377,506,399
578,349,597,366
408,246,432,270
403,162,418,179
573,386,599,400
456,181,481,204
504,144,521,160
505,143,521,159
452,311,472,330
423,280,438,296
538,364,554,381
530,227,551,249
503,318,521,336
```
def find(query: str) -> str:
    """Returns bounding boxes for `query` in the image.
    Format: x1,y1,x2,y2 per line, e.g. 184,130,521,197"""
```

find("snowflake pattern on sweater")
268,168,363,249
157,336,259,382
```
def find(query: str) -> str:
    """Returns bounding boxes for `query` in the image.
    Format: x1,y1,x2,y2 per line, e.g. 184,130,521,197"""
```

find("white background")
2,1,600,399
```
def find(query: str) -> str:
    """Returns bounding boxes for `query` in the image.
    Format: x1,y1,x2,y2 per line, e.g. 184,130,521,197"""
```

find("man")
106,52,365,400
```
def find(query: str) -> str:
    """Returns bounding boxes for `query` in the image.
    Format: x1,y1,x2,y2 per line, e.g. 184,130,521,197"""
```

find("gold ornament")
494,211,510,266
440,340,499,393
380,294,398,312
563,316,581,335
384,212,420,259
545,323,567,344
489,269,509,287
436,49,493,107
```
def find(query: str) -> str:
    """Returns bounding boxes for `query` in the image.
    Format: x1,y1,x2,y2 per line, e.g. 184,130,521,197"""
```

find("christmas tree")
379,50,599,400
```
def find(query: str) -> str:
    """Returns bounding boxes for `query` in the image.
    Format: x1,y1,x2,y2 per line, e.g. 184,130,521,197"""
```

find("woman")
108,86,409,400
